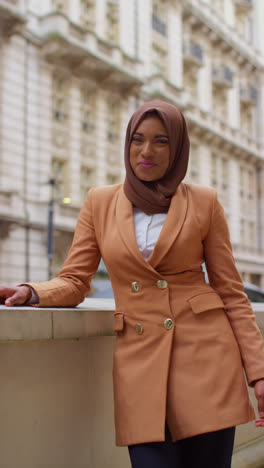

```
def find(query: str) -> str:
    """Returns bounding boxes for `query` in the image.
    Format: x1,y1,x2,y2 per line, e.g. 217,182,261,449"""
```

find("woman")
1,100,264,468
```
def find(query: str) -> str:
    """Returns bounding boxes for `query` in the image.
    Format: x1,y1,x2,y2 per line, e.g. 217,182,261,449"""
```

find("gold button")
135,323,144,335
157,280,168,289
164,318,174,330
131,281,140,292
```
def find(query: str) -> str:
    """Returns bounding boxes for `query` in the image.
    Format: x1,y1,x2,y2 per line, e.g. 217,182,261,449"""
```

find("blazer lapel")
148,183,188,268
115,183,188,272
115,187,156,273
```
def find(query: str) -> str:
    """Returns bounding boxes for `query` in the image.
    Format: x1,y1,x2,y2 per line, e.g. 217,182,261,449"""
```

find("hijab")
123,100,190,215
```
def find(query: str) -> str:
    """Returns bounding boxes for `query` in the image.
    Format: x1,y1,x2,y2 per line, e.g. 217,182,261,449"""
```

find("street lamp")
46,178,72,280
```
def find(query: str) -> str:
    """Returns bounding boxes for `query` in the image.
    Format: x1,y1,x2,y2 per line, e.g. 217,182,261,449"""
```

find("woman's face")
129,115,170,182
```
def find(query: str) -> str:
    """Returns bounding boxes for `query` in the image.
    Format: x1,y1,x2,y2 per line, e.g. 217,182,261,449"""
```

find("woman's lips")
138,161,156,169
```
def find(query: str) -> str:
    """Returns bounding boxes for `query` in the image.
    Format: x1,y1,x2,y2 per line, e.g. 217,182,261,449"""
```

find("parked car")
243,282,264,303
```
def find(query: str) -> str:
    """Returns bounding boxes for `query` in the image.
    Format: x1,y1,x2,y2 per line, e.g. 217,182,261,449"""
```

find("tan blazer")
28,183,264,446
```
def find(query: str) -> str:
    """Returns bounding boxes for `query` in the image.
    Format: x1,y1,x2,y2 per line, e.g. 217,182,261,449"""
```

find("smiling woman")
129,113,170,182
1,99,264,468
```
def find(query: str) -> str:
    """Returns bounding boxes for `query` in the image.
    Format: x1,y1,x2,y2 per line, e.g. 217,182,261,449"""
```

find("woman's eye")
132,137,143,143
157,139,168,144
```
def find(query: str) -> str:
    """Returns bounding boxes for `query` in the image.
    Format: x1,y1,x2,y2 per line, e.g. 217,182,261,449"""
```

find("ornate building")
0,0,264,288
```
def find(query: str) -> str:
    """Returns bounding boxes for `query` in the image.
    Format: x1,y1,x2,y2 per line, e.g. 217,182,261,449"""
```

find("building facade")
0,0,264,287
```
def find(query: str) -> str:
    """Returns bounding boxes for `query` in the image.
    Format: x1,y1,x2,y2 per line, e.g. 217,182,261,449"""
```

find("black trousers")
128,425,235,468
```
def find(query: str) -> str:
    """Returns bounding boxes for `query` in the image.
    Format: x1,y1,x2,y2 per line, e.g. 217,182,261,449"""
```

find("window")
52,0,68,13
52,74,69,123
211,153,218,188
106,98,120,143
80,0,95,30
80,166,95,201
210,154,229,209
188,145,199,183
106,173,120,185
80,89,96,134
240,103,253,136
239,163,257,249
152,0,168,37
51,158,69,200
106,0,119,43
212,86,227,121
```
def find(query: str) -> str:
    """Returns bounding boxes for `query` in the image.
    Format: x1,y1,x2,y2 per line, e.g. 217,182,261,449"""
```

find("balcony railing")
234,0,253,9
152,13,167,37
212,64,234,88
183,38,203,66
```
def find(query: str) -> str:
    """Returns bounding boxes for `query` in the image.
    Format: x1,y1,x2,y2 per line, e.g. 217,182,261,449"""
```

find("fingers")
257,396,264,419
254,380,264,427
0,286,31,307
256,419,264,427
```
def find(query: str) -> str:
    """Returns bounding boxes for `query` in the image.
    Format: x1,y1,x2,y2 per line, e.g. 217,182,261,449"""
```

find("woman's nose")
141,141,153,157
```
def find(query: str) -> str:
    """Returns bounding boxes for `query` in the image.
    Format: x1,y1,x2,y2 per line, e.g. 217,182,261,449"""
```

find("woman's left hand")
254,379,264,427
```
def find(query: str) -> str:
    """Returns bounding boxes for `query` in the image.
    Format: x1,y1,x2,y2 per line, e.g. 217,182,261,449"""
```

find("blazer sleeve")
22,188,101,307
203,190,264,386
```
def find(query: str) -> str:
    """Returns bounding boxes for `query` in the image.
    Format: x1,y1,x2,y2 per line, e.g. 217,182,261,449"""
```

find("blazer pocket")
113,312,125,332
188,292,225,314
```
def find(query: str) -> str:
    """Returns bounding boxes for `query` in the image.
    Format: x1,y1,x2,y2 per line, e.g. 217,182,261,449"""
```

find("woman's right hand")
0,286,31,306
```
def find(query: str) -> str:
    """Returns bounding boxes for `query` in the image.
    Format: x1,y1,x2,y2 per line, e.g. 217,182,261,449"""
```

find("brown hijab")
123,100,190,215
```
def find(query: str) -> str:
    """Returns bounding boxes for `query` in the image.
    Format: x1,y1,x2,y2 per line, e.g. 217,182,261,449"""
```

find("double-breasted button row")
131,280,168,292
135,323,144,334
134,318,174,334
156,280,168,289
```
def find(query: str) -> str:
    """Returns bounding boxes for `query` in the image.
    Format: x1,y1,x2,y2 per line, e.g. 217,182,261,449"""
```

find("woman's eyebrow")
133,132,168,138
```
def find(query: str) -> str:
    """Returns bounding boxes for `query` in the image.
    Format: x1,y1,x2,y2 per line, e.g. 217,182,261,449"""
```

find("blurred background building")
0,0,264,288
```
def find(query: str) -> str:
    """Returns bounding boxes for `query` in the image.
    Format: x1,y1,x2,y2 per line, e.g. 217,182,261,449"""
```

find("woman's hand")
254,379,264,427
0,286,31,306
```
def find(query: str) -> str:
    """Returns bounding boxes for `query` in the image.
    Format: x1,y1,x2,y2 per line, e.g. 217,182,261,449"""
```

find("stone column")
95,0,106,40
199,145,211,186
198,50,212,113
119,0,135,57
228,158,240,245
69,0,80,23
224,0,235,27
227,75,240,129
136,0,152,77
68,80,81,206
167,3,183,88
96,90,108,186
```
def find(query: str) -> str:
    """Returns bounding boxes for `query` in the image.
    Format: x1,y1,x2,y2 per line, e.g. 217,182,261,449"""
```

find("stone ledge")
232,435,264,467
0,300,263,341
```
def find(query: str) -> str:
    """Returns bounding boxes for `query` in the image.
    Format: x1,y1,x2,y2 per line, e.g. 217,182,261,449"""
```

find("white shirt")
133,207,167,260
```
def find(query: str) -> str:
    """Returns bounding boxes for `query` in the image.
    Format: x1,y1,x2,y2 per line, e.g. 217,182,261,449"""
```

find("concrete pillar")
96,91,107,186
228,159,240,245
28,0,51,14
257,73,264,147
119,0,135,57
137,0,152,77
69,0,80,23
224,0,235,27
68,81,81,205
253,0,264,55
198,52,212,113
257,165,264,253
227,75,240,129
119,96,135,181
95,0,106,40
167,4,183,88
0,34,25,206
199,145,211,186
